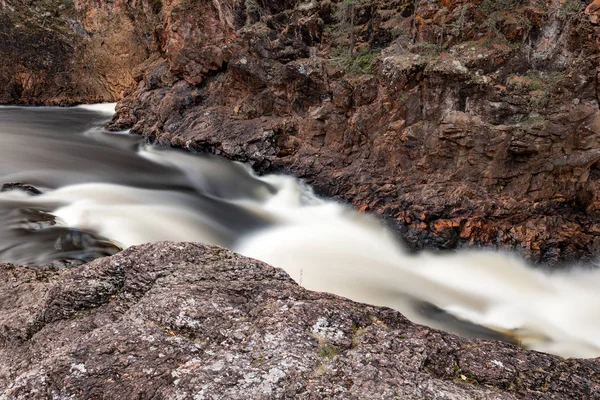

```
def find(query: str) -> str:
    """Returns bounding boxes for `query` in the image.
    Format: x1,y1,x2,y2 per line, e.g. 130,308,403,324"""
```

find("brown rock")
107,0,600,265
586,0,600,24
0,0,159,105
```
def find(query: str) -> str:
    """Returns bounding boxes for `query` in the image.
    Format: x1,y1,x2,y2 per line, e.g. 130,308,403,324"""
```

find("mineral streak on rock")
0,242,599,399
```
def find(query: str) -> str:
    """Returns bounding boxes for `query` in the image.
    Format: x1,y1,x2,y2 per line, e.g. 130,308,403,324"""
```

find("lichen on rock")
1,242,599,399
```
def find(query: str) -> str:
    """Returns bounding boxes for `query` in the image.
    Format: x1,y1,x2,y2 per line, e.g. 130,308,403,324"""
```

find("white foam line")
75,103,117,115
0,103,117,116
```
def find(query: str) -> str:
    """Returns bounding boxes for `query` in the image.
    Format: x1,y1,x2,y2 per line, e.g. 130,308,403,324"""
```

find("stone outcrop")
1,242,599,399
0,0,158,105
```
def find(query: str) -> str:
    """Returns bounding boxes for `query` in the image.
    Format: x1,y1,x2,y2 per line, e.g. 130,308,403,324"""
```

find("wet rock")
0,184,122,266
1,182,42,196
0,242,599,399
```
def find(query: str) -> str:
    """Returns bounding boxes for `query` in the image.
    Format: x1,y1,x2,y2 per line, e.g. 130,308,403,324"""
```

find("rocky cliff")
107,0,600,265
0,0,158,105
4,0,600,264
0,242,599,399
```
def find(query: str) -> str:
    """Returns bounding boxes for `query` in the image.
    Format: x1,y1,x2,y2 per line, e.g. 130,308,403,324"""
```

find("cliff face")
107,0,600,265
0,0,157,105
4,0,600,264
1,242,599,399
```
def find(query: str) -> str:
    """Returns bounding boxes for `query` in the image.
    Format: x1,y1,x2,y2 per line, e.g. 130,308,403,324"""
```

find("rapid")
1,104,599,358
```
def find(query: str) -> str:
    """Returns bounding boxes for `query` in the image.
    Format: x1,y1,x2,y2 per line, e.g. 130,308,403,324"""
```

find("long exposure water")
1,104,599,358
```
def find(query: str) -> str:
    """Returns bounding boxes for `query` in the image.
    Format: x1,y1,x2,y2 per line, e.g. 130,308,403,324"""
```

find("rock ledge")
0,242,598,399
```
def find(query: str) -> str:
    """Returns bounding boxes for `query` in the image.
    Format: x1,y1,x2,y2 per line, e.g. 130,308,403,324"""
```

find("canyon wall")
111,0,600,265
0,0,158,104
4,0,600,265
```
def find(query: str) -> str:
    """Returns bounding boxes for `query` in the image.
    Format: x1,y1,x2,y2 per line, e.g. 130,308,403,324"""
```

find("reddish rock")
104,0,600,265
0,0,160,105
586,0,600,24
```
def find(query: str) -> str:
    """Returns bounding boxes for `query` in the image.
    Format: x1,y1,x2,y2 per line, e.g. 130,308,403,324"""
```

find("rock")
108,0,600,265
586,0,600,24
0,242,599,399
0,0,158,105
1,182,42,196
4,0,600,264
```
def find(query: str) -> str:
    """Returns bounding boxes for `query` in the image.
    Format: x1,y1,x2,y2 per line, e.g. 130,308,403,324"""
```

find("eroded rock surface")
0,0,158,105
103,0,600,265
0,242,598,399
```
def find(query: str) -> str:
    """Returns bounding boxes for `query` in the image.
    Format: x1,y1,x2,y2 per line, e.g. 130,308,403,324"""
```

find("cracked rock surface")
0,242,599,399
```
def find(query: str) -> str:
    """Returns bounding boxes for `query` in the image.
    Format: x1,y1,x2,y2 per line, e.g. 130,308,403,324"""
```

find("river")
1,104,599,358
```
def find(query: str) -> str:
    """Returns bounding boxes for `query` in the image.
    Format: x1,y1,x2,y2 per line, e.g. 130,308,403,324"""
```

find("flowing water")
1,104,599,358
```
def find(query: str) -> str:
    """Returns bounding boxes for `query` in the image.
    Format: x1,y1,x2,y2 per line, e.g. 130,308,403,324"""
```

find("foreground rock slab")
0,242,598,399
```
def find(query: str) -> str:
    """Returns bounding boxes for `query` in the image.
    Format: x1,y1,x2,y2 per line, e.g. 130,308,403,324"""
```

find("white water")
1,105,600,358
235,175,600,358
75,102,117,115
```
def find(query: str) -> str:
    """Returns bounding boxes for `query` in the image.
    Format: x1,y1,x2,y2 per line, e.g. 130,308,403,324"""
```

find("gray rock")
0,242,598,399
